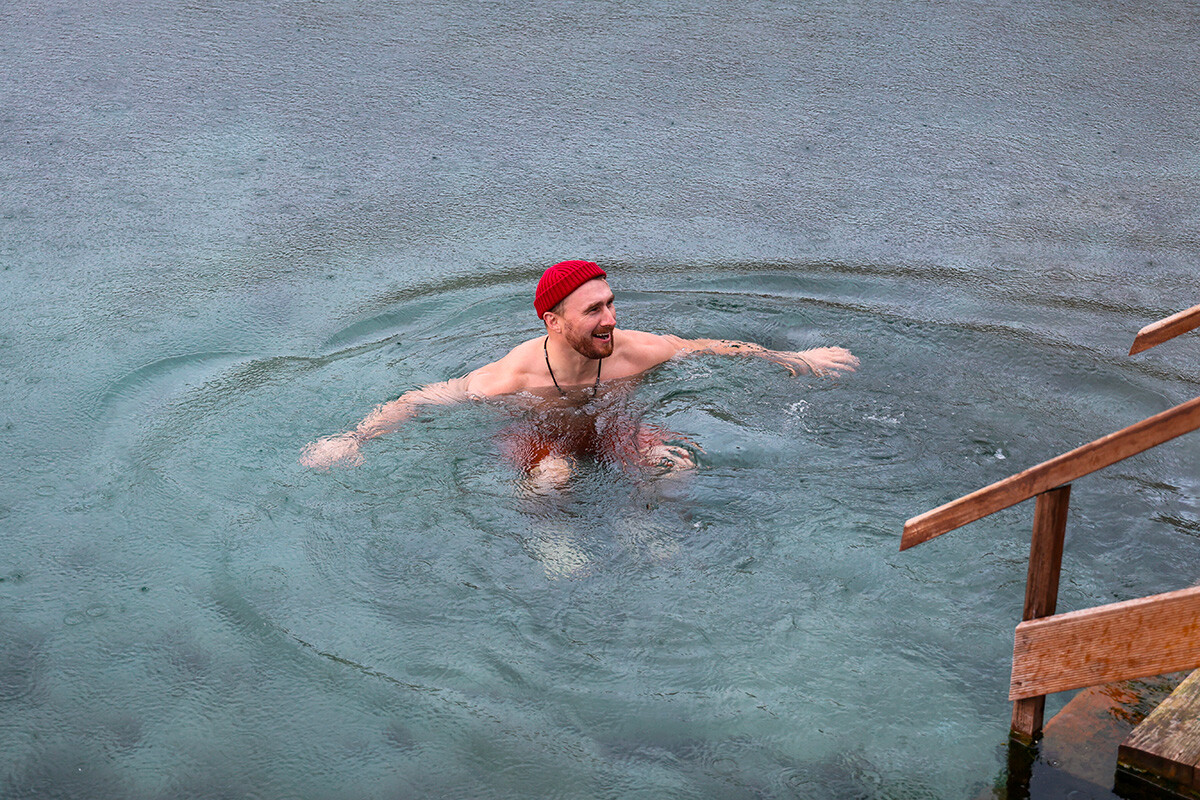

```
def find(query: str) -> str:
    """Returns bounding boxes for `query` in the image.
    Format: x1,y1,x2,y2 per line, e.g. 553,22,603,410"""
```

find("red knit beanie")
534,260,607,319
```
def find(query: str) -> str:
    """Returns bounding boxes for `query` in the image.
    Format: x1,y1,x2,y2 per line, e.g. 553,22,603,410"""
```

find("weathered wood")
1118,668,1200,797
901,395,1200,550
1041,674,1188,789
1010,585,1200,701
1130,304,1200,355
1021,486,1070,623
1010,698,1045,748
1000,674,1191,797
1010,486,1071,742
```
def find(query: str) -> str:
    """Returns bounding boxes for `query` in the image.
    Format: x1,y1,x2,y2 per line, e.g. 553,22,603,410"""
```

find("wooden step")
1118,668,1200,798
1038,673,1186,787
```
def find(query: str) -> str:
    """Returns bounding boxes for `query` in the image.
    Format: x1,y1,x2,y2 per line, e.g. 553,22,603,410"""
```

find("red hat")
534,260,606,319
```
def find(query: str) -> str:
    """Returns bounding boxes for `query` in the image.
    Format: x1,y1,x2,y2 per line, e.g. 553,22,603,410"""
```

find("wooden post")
1010,484,1071,745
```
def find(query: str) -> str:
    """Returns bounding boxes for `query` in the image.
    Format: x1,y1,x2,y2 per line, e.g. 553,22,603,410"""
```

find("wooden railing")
901,398,1200,551
1130,303,1200,355
902,305,1200,745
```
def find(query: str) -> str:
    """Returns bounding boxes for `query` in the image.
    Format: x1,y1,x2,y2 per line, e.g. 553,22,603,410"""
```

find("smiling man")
301,260,858,479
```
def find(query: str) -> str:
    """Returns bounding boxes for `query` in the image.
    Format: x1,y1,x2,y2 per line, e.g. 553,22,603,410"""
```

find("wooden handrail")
901,395,1200,550
1130,304,1200,355
1009,585,1200,700
904,306,1200,746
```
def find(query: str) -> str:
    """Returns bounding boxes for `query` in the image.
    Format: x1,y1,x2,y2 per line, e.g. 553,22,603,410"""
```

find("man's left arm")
665,336,859,377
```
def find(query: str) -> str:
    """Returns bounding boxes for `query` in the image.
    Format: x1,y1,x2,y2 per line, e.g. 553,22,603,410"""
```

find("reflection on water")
4,0,1200,797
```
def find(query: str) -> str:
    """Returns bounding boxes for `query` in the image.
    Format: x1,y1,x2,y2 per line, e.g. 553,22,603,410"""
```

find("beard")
564,325,614,360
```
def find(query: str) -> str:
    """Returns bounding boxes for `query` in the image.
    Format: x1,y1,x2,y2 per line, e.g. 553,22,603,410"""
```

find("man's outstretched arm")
662,336,859,377
300,378,471,469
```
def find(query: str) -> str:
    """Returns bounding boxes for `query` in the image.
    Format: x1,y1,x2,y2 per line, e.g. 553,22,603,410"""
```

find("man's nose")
601,306,616,327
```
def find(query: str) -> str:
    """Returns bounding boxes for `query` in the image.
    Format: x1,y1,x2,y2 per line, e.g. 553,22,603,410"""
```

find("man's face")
554,278,616,359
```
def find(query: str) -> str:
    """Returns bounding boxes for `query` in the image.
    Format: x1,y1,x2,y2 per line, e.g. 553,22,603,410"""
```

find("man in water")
301,260,858,481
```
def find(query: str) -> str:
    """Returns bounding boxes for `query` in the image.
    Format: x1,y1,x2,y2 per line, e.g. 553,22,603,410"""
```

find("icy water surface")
2,1,1199,798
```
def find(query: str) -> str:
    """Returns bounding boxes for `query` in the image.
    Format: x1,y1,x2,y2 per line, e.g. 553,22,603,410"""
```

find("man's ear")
543,312,563,334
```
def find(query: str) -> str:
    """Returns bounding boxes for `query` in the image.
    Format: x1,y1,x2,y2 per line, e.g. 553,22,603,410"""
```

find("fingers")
300,436,362,469
299,443,326,469
800,347,859,377
656,445,695,470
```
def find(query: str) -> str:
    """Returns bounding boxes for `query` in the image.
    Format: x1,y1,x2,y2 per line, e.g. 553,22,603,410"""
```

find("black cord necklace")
544,335,602,397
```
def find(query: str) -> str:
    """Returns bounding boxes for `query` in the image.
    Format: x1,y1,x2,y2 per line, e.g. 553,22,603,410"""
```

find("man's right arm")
300,346,533,470
300,378,472,469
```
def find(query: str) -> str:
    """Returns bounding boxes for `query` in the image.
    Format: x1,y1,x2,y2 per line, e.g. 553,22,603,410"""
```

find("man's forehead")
564,278,613,308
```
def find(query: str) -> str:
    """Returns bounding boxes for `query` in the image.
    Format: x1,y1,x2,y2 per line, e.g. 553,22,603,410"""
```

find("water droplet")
712,756,737,775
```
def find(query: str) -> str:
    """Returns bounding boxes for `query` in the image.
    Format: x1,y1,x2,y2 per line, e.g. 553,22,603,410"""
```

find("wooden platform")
980,674,1186,798
1118,668,1200,798
1039,673,1185,787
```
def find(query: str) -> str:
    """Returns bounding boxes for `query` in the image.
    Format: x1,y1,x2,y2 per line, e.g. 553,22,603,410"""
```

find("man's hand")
300,385,451,470
642,443,696,471
300,433,364,469
765,346,859,377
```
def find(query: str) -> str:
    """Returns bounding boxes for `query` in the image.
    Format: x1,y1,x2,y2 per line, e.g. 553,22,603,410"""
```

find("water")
3,1,1199,798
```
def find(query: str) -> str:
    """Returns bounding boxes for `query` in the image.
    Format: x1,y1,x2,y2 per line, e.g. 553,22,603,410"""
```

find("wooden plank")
1130,304,1200,355
1010,585,1200,701
901,395,1200,550
1118,668,1200,797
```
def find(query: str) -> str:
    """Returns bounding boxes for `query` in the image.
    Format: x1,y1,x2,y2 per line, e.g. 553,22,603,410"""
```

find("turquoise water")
3,2,1200,798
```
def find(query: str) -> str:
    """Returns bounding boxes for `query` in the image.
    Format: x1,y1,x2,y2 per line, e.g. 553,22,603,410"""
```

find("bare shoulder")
613,328,686,372
462,336,543,396
616,328,679,351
